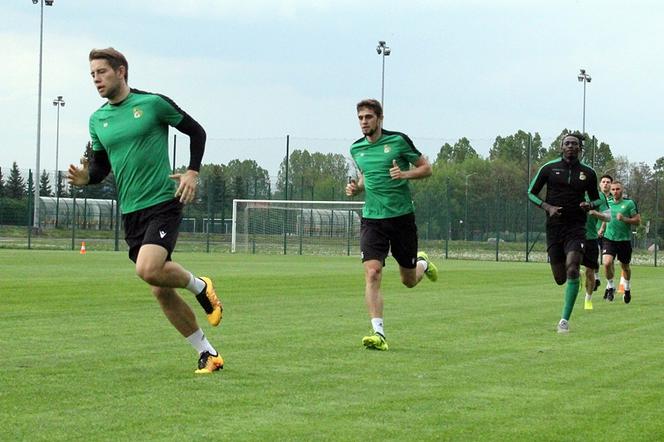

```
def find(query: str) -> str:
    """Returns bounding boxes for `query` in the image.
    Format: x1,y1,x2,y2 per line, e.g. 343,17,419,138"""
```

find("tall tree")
653,156,664,179
39,170,53,197
55,171,66,197
276,149,348,200
435,143,454,164
225,159,271,200
490,130,543,165
435,138,479,164
0,166,5,197
6,162,26,199
626,162,652,209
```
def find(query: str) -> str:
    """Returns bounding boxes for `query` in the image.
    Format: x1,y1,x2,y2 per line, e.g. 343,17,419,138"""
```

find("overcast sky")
2,0,662,178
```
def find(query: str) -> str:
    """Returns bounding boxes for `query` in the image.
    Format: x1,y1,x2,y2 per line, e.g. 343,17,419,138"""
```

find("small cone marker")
618,271,625,294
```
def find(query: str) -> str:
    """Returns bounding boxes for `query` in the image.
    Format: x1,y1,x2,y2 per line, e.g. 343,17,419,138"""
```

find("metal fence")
0,166,661,266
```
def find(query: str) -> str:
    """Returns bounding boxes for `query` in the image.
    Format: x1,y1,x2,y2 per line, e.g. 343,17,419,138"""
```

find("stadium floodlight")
376,40,391,110
32,0,56,231
52,95,65,175
577,68,592,134
52,95,65,227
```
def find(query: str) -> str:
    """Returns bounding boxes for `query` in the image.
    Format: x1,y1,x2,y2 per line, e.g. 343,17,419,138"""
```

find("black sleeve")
88,149,111,185
527,164,548,207
175,114,206,172
586,170,602,208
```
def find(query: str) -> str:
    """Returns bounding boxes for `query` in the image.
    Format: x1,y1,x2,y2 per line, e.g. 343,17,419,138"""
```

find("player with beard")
528,133,603,333
345,99,438,351
594,174,613,292
602,181,640,303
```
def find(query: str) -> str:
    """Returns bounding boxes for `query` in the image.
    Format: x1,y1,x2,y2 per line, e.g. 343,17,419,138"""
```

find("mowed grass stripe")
1,250,663,441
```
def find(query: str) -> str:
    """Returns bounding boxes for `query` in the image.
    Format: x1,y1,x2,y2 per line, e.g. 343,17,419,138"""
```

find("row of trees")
3,129,663,241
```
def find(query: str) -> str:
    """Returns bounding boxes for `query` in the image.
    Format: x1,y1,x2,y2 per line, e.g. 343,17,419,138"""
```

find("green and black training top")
528,157,602,226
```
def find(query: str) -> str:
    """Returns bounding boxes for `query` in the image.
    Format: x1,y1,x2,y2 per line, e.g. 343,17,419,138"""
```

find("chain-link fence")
1,156,661,265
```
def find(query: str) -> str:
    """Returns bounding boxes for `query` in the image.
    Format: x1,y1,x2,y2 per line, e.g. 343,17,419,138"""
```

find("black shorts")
602,239,633,264
546,222,585,265
582,238,600,270
360,213,418,269
122,198,182,263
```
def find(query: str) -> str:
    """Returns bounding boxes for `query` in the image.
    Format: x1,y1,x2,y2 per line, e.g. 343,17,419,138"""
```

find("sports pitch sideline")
1,250,663,441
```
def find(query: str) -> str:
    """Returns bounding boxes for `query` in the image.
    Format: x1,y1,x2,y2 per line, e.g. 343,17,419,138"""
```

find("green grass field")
1,250,663,441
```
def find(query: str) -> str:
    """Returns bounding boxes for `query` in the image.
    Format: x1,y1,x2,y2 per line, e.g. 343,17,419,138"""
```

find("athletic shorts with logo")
360,212,418,269
602,239,633,264
546,222,585,265
122,198,182,263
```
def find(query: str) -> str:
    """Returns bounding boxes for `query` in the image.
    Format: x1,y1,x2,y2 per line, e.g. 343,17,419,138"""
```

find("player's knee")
401,277,417,288
136,264,161,285
365,266,382,283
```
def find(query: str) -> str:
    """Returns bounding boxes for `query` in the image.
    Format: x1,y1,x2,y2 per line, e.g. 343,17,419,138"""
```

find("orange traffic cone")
618,271,625,293
80,241,87,255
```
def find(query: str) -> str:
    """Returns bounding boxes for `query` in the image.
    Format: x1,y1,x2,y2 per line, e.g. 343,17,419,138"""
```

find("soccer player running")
345,99,438,351
581,187,611,310
594,174,613,292
602,181,641,303
528,133,603,333
67,48,223,374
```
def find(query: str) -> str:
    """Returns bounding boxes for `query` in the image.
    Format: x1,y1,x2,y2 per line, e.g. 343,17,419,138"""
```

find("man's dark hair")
89,47,128,82
561,131,585,148
356,99,383,118
600,174,613,182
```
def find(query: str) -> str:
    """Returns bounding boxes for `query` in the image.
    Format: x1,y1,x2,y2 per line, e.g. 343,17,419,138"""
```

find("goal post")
231,199,364,255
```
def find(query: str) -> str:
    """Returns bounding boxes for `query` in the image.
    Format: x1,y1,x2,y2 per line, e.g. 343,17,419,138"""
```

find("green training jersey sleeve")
585,192,609,240
350,129,422,219
88,89,186,214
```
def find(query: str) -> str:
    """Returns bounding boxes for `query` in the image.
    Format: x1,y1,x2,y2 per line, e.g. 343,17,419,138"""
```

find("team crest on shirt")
133,107,144,119
579,172,586,181
384,145,391,153
102,121,109,128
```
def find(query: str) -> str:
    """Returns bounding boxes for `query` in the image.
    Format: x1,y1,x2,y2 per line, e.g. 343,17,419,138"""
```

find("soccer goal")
231,199,364,255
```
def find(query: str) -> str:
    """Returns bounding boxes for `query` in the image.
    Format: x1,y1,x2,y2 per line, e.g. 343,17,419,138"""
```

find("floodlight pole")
577,68,592,135
53,95,64,177
33,0,55,231
376,41,391,111
53,95,64,227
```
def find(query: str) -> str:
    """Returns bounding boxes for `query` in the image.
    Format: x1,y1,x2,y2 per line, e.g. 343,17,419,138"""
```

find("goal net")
232,199,364,255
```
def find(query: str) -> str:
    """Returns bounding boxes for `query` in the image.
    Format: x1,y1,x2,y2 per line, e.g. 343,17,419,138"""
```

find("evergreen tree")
0,166,5,197
6,162,26,199
55,171,66,197
39,170,53,197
